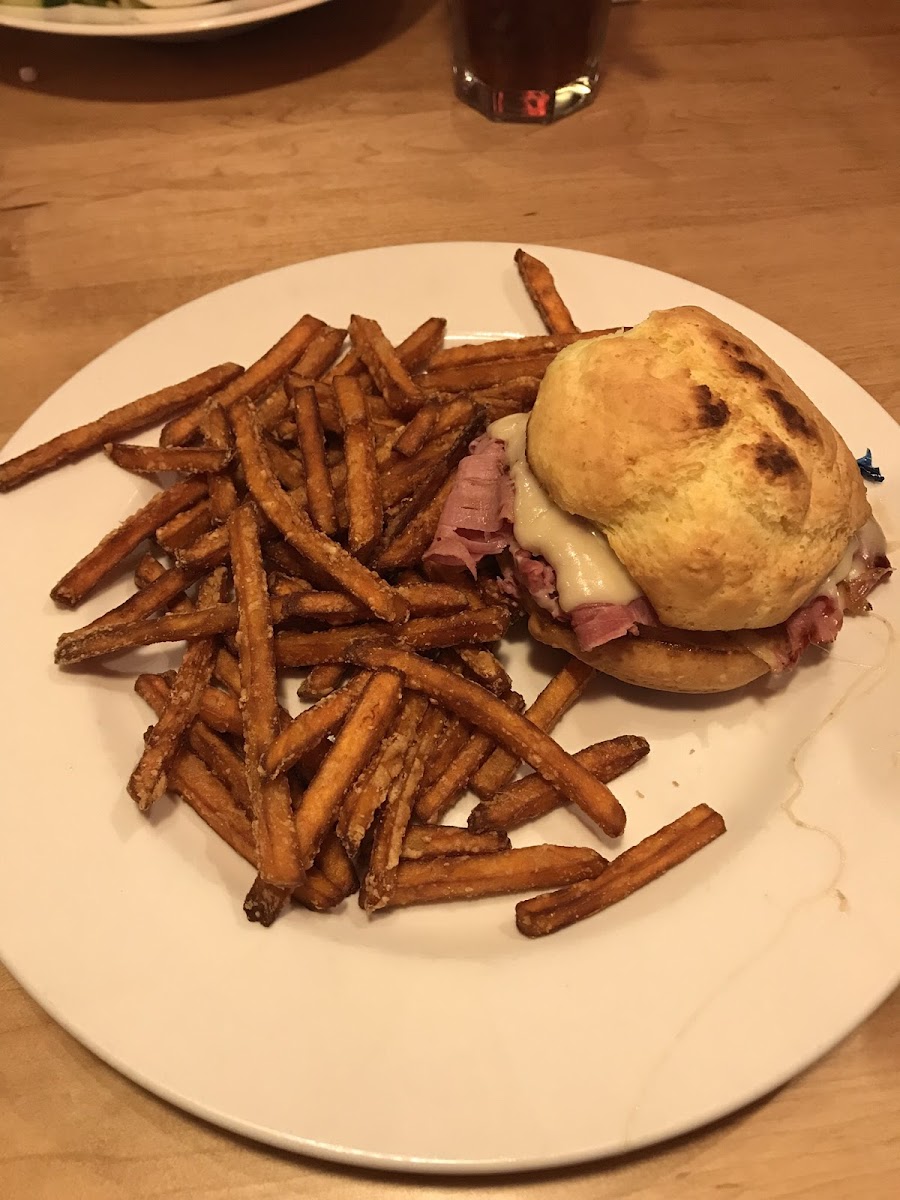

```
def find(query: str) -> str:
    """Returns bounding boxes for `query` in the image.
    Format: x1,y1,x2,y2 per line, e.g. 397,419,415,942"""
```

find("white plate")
0,243,898,1174
0,0,329,40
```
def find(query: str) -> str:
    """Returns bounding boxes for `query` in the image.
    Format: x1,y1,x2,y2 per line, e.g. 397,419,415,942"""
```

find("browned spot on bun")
766,387,818,440
735,359,768,380
695,383,729,428
754,433,798,478
721,338,745,356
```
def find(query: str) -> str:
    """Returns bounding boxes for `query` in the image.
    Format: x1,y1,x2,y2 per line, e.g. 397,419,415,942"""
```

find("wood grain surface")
1,1,898,1197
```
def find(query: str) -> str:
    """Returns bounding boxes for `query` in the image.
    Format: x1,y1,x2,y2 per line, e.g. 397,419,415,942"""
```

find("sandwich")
425,306,891,693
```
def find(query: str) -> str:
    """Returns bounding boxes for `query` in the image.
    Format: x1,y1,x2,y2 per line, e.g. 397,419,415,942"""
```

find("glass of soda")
449,0,613,124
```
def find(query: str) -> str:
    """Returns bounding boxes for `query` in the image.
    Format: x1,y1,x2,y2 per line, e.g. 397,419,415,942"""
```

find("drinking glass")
449,0,613,124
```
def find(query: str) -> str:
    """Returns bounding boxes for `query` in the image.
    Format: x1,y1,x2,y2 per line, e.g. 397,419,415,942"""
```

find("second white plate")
0,0,330,40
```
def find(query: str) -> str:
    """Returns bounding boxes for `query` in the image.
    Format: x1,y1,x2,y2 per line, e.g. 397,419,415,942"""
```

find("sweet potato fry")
372,475,457,574
290,325,348,381
417,708,471,794
230,397,408,623
515,804,726,937
304,382,340,435
196,685,243,735
333,375,383,560
133,552,167,590
135,672,250,814
377,436,457,509
408,700,446,773
60,578,486,662
415,730,493,825
93,560,211,633
400,826,510,860
323,349,366,384
431,395,486,438
261,539,333,590
213,647,243,696
471,657,594,798
474,377,543,420
394,580,477,617
349,314,424,417
343,645,627,838
56,609,201,664
263,673,370,780
337,691,428,857
202,401,239,523
393,402,440,458
246,859,356,921
255,383,291,434
274,606,511,668
139,584,195,626
242,879,291,925
187,724,249,811
293,670,403,870
514,249,578,335
469,736,651,833
315,829,359,901
160,314,324,447
426,329,618,370
394,316,447,371
379,844,607,909
174,499,267,570
414,691,524,824
361,693,431,910
51,477,208,607
105,443,231,477
167,745,258,864
453,647,512,696
416,357,554,394
0,362,242,492
268,573,314,599
264,434,308,493
290,382,338,536
127,568,227,810
229,505,302,887
202,399,233,450
298,663,346,700
295,869,357,913
56,592,332,665
323,316,446,384
207,472,240,525
156,499,215,553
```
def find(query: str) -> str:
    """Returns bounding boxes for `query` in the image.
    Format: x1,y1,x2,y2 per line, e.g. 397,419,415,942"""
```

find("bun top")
526,306,869,630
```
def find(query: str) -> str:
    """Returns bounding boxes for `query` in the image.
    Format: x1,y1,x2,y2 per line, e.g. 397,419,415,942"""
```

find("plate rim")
0,0,329,39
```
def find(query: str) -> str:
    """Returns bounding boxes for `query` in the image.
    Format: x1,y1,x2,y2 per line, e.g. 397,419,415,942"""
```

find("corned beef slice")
426,436,512,575
425,437,655,650
571,596,657,650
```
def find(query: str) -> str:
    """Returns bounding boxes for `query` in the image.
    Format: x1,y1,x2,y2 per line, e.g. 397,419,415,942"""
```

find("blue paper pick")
856,449,884,483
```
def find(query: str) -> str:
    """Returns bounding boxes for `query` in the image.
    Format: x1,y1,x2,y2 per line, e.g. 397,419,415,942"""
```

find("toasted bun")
527,306,869,630
527,607,769,694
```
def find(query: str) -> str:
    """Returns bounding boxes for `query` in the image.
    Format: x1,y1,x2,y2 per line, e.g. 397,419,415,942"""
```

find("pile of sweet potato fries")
0,250,725,934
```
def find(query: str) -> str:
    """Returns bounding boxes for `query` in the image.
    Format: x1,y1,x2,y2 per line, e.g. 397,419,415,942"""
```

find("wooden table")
2,1,898,1195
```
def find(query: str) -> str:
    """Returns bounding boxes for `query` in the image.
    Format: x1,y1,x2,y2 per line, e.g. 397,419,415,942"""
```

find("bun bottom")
527,609,769,694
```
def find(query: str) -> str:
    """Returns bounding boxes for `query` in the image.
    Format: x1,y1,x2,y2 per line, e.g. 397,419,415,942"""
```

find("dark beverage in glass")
449,0,612,124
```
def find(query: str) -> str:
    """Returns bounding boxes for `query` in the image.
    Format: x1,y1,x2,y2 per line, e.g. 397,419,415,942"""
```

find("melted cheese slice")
814,515,887,602
489,413,641,611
